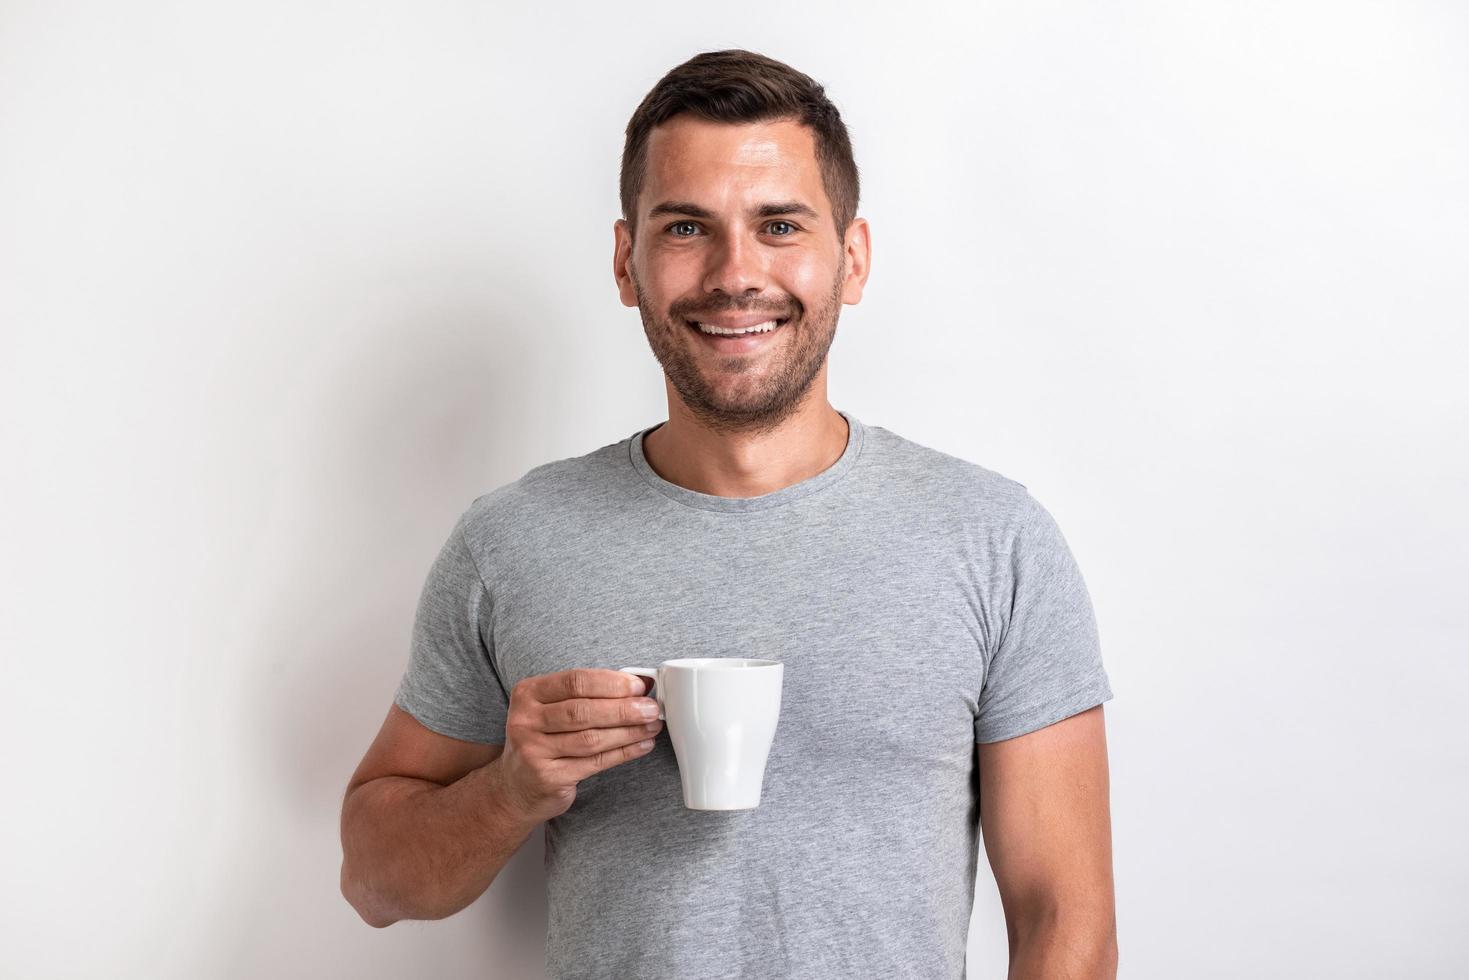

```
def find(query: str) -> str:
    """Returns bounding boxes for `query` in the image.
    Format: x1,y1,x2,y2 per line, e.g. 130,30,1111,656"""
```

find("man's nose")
701,230,768,297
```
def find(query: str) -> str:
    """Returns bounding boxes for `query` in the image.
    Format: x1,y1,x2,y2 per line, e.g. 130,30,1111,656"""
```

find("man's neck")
641,399,850,500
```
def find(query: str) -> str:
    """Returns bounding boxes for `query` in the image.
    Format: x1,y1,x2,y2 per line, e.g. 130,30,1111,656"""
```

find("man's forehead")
641,117,824,213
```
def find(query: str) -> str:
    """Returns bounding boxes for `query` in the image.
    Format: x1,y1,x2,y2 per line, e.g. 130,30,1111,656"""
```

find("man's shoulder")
860,420,1033,517
456,434,632,542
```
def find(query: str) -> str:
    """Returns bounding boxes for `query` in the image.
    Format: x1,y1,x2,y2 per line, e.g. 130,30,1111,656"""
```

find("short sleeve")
393,512,509,744
974,492,1114,743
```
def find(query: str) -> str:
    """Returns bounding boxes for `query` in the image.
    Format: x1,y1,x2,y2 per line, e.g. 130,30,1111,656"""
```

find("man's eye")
664,220,798,237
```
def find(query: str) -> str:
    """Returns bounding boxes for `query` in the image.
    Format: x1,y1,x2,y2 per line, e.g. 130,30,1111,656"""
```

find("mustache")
675,303,796,320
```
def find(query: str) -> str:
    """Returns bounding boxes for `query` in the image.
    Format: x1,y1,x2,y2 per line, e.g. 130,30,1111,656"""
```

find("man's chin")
672,383,785,421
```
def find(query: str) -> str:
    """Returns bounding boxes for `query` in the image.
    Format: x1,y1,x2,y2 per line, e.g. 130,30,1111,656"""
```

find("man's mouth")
685,317,789,336
683,316,790,353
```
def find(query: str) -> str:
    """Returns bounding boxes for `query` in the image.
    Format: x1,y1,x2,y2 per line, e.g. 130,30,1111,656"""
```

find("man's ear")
840,217,871,305
614,218,638,308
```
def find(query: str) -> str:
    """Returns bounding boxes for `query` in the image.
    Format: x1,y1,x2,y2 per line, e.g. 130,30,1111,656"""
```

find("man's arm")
339,703,532,927
977,704,1117,980
340,670,663,927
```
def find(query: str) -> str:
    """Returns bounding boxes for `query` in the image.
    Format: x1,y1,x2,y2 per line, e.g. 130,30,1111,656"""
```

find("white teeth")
693,319,781,336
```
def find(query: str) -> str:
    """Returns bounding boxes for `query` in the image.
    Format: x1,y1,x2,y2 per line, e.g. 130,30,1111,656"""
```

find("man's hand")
495,668,665,823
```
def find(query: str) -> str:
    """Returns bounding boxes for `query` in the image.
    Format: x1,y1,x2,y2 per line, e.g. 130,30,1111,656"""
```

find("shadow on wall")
212,301,554,977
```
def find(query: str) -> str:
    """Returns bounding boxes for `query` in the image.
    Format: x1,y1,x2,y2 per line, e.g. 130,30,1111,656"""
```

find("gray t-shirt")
394,409,1113,980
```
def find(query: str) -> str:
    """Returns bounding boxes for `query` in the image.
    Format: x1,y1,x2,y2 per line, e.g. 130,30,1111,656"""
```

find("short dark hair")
620,49,860,243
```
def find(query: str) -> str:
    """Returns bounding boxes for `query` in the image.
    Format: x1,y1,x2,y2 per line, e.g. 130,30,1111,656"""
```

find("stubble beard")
631,261,845,438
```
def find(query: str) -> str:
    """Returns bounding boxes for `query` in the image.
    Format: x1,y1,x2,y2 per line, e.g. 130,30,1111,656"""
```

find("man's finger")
529,667,646,704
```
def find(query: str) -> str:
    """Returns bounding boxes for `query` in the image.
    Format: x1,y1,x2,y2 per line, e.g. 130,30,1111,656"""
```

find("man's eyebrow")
646,200,821,221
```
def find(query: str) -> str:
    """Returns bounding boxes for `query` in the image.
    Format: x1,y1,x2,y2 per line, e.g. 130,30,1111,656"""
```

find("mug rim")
660,657,781,670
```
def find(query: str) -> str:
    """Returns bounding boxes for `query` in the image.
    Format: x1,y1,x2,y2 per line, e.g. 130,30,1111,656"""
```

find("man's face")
614,115,869,434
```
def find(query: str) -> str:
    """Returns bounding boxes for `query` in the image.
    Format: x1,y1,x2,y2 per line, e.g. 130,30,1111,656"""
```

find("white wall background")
3,1,1465,977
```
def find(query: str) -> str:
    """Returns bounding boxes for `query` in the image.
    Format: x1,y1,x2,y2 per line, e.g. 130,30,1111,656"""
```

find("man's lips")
684,313,791,330
683,315,790,349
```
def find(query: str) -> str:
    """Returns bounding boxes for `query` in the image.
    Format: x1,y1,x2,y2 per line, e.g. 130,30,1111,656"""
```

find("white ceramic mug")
619,658,784,810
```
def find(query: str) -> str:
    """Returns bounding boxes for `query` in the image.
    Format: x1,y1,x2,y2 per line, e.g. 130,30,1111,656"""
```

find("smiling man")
618,111,857,483
341,49,1118,980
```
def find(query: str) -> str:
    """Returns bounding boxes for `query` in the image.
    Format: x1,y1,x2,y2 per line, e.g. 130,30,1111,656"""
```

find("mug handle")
618,667,664,720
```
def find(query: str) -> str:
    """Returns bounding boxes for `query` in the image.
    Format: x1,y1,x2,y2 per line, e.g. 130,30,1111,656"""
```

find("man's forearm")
1007,906,1118,980
339,759,539,927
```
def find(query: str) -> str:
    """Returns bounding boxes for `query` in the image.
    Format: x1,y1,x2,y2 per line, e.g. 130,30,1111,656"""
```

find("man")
340,48,1118,980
